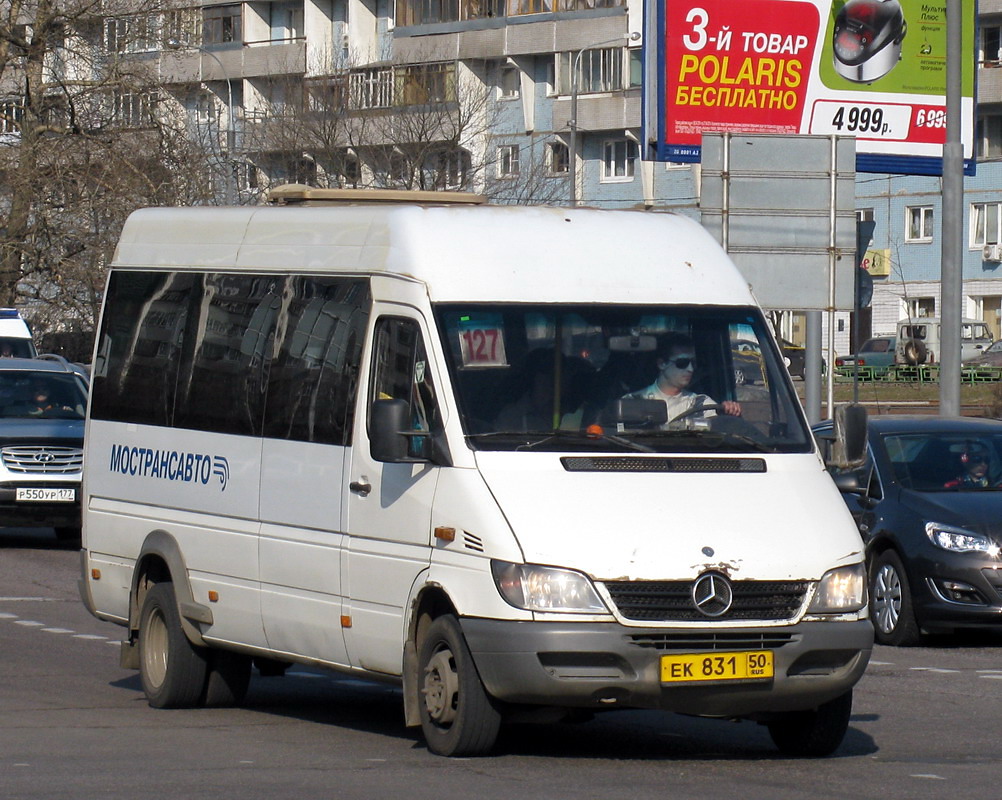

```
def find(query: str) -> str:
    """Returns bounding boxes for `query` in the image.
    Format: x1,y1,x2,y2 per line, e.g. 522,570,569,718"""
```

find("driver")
944,442,995,489
623,334,741,425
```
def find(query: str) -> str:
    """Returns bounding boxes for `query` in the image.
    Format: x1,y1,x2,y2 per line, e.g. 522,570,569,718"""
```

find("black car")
0,357,88,541
814,415,1002,645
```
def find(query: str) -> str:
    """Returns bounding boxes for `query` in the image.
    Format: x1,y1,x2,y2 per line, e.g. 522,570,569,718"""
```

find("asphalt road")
4,528,1002,800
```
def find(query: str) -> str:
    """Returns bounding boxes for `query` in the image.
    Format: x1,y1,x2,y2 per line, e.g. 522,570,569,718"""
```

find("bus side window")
369,318,440,456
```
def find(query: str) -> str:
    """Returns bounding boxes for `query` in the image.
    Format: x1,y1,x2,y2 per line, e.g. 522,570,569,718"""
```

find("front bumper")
0,482,81,528
911,553,1002,633
460,618,872,717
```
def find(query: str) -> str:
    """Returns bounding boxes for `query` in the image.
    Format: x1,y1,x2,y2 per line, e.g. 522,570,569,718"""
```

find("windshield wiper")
632,428,772,453
467,429,654,453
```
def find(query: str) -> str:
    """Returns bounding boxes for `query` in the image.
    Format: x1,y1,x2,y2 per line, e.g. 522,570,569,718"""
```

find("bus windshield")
434,304,811,454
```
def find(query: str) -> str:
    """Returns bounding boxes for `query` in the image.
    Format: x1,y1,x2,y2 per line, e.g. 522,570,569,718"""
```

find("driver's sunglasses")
667,357,696,369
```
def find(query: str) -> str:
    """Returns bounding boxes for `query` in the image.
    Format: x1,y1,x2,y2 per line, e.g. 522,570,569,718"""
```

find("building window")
972,202,1002,247
164,9,201,47
555,48,625,95
350,67,393,109
497,144,520,177
270,2,304,42
394,62,455,105
499,65,520,99
547,141,569,175
112,90,158,128
601,139,637,182
856,208,874,223
976,113,1002,160
202,5,242,45
905,205,934,242
429,148,470,189
907,298,935,318
981,25,1002,65
0,98,22,134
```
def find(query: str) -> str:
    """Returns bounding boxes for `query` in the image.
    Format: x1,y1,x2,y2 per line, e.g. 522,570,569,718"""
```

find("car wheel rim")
422,646,459,727
144,606,169,688
872,563,902,634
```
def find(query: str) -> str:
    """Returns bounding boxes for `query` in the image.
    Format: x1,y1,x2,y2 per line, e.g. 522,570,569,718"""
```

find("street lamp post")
166,39,237,204
568,31,640,207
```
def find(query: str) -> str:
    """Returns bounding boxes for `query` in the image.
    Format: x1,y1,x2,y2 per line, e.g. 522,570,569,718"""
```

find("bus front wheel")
418,615,501,757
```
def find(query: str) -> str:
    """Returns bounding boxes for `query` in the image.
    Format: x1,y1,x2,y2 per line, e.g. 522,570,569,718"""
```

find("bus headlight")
491,561,607,613
808,563,867,613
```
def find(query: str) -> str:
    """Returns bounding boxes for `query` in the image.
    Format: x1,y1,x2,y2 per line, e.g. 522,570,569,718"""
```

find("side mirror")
831,403,867,468
370,399,423,463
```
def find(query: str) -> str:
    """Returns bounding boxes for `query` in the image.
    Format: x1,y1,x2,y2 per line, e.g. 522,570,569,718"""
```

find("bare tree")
0,0,215,343
241,53,566,205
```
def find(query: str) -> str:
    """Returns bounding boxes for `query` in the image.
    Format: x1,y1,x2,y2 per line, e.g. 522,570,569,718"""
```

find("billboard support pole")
940,0,964,416
805,312,822,424
827,135,838,418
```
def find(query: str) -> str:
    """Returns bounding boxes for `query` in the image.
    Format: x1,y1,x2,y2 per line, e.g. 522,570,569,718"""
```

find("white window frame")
600,139,637,182
976,113,1002,160
554,47,625,96
546,141,569,175
981,24,1002,64
971,202,1002,247
497,144,520,178
499,65,520,100
905,205,934,242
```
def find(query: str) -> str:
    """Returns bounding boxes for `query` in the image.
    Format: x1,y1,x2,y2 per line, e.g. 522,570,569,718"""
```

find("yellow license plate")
660,650,774,684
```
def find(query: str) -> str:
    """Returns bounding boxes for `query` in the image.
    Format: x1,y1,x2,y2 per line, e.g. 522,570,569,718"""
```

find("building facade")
5,0,1000,354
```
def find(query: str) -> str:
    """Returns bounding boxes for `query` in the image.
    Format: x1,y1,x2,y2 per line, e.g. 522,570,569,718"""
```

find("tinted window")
262,277,370,445
172,274,280,436
92,270,371,441
368,317,440,456
91,271,194,426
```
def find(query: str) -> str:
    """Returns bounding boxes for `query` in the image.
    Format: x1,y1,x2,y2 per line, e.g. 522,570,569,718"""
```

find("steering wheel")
667,403,727,426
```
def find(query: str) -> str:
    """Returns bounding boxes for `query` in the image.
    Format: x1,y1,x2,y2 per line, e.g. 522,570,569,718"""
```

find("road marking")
910,667,959,674
0,612,18,619
72,634,108,641
868,660,894,666
14,620,45,627
979,674,1002,680
0,596,58,602
911,774,946,780
41,628,74,634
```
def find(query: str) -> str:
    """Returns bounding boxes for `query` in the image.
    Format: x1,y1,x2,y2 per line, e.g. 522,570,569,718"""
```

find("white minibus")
80,187,872,757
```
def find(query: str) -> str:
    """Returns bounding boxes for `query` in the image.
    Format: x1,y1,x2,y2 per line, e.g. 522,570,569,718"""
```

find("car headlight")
491,561,607,613
808,563,867,613
925,521,1000,556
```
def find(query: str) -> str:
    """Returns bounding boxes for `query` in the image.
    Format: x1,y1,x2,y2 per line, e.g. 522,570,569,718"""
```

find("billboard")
643,0,976,174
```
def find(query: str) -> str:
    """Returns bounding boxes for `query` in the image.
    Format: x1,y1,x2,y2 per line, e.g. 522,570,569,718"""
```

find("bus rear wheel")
138,582,208,708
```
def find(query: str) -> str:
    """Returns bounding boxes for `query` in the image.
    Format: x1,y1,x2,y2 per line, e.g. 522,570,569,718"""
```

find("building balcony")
159,40,306,84
552,88,640,133
979,62,1002,105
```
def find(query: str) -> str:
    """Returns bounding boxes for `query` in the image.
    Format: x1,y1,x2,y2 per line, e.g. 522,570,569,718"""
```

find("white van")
0,308,37,357
895,317,993,365
80,188,872,757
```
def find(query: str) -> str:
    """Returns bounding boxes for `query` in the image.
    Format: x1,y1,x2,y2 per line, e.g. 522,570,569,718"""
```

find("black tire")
202,649,252,707
138,582,208,708
903,339,927,366
870,550,921,646
417,615,501,757
767,690,853,757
